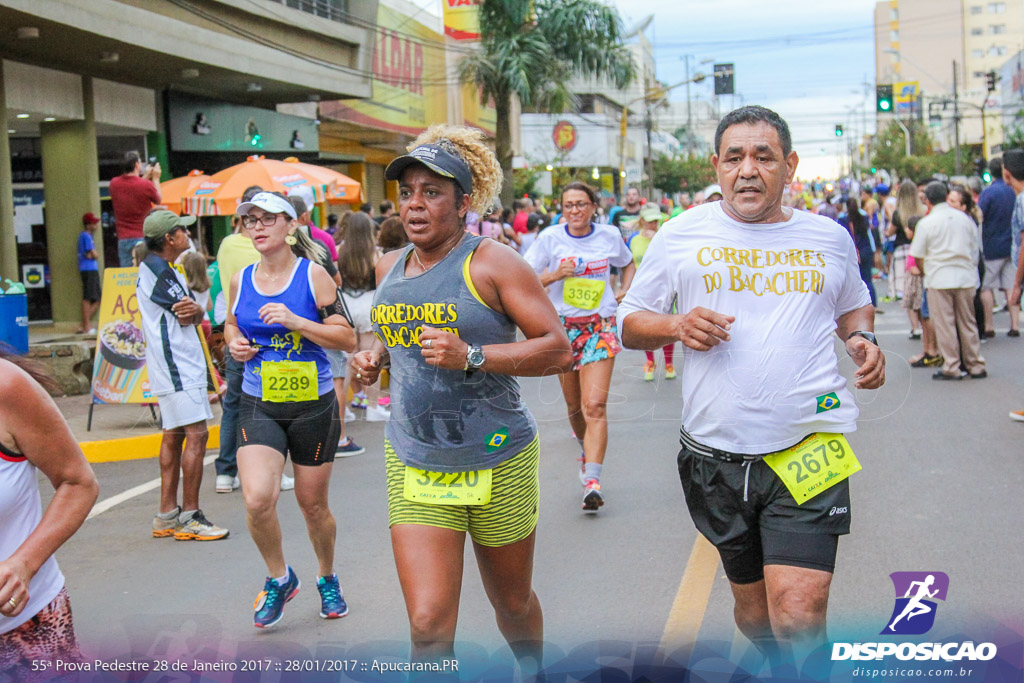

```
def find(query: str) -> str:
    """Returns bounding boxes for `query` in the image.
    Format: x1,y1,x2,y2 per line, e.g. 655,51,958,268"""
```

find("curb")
80,426,221,463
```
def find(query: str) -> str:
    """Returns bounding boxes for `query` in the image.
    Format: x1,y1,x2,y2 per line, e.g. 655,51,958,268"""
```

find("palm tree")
458,0,636,204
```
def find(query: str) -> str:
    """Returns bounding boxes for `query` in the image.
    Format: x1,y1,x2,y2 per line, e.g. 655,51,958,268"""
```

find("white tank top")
0,446,65,633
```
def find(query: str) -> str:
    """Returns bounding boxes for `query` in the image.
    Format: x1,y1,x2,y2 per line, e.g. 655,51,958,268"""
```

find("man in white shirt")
618,106,885,665
909,181,985,379
138,210,228,542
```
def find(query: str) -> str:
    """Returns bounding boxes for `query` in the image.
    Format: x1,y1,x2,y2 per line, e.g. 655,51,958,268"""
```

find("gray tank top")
371,233,537,471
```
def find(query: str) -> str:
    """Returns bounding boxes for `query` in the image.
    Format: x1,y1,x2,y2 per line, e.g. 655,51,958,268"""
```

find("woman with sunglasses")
522,182,636,513
225,191,355,629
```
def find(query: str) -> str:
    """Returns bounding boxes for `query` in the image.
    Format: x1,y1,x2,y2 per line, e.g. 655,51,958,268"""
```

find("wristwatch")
847,330,877,345
465,345,486,372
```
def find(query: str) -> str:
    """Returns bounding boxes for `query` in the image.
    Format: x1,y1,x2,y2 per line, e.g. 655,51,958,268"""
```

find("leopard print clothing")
0,587,82,683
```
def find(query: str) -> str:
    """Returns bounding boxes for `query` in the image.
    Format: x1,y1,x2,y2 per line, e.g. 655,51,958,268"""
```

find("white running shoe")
280,474,295,491
365,405,390,422
344,408,357,422
215,474,240,493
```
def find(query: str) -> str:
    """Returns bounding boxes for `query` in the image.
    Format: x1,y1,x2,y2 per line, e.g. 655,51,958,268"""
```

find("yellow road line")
79,426,221,463
658,535,721,655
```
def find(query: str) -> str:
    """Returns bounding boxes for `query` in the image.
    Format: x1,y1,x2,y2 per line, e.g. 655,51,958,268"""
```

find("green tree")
870,119,975,179
652,154,717,197
458,0,635,205
1003,110,1024,149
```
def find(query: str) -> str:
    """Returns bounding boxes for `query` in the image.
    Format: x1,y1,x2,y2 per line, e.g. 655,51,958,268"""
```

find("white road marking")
86,454,217,520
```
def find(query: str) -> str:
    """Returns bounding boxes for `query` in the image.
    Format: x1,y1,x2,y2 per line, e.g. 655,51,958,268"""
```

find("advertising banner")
320,4,449,136
90,268,218,405
443,0,481,41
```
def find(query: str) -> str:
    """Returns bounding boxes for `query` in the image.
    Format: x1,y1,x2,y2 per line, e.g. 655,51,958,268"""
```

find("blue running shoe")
253,566,300,628
317,574,349,619
336,438,365,457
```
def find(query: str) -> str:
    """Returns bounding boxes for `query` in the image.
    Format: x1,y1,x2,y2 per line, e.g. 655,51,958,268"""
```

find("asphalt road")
47,298,1023,680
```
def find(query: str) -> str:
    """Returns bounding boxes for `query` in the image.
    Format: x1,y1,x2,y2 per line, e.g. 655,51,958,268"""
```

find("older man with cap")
139,209,229,542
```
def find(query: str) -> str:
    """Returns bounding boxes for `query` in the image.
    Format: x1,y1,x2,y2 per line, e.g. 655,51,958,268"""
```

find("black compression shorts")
677,444,851,584
238,391,341,466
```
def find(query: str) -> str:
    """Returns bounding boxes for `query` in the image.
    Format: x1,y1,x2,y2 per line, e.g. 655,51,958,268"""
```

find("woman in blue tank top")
352,126,571,673
224,191,355,629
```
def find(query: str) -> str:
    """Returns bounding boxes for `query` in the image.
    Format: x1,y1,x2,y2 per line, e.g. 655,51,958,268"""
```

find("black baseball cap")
385,144,473,195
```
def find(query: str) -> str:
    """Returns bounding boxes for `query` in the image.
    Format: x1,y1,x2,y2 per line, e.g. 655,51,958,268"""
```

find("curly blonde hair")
408,124,502,215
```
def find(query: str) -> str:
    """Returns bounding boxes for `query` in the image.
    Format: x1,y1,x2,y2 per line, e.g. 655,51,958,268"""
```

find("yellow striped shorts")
385,435,540,547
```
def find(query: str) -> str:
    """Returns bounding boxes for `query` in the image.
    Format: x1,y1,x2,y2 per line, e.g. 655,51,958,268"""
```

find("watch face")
468,347,485,367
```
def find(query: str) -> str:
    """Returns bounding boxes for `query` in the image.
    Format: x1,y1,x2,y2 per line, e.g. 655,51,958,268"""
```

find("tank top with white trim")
0,442,64,634
371,234,537,472
232,257,333,399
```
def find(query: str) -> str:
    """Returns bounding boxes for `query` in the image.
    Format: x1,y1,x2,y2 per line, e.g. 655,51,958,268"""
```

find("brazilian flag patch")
816,392,841,413
485,428,509,453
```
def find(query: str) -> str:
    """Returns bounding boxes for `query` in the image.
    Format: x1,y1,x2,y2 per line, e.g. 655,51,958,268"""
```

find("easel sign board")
89,268,220,421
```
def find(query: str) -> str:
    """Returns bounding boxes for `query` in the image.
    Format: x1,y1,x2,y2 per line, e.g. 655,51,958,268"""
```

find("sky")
609,0,883,179
416,0,883,179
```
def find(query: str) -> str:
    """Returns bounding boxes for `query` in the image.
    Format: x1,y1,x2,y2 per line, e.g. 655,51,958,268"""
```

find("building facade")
1,0,373,323
874,0,1022,159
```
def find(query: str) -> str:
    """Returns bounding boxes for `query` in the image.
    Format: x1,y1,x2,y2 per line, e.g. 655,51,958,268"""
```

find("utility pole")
953,60,962,175
684,55,693,157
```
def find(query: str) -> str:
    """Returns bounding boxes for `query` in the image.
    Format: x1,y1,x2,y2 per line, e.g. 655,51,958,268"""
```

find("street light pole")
684,54,693,157
618,71,708,195
953,60,962,175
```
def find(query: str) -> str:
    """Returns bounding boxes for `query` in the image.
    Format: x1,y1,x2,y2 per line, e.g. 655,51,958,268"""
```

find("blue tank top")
233,258,332,398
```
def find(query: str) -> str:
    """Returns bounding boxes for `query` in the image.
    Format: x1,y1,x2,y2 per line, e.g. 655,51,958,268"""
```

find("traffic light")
986,71,997,92
250,133,261,147
876,84,893,113
834,124,844,137
870,167,877,174
975,157,992,182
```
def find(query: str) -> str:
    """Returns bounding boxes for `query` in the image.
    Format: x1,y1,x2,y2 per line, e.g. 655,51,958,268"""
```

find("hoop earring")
285,233,297,246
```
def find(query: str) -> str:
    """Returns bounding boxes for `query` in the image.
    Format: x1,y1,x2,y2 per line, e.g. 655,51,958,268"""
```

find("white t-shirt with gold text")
618,202,872,454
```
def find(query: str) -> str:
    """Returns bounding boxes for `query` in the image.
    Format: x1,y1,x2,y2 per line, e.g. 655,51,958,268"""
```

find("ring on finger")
424,339,432,349
7,598,16,609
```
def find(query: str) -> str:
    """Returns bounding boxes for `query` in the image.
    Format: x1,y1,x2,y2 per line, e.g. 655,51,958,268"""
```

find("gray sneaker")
174,509,229,541
152,506,181,538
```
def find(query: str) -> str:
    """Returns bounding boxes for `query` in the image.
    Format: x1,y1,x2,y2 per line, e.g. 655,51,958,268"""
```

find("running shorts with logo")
238,391,341,466
561,314,622,371
385,434,540,547
677,432,851,584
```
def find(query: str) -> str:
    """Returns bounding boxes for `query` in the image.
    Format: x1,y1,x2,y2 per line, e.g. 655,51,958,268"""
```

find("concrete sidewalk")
55,386,223,463
31,322,224,462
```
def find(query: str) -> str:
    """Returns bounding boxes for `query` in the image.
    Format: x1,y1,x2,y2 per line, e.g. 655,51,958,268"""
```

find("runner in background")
226,191,355,628
523,181,636,513
215,185,294,493
625,205,676,381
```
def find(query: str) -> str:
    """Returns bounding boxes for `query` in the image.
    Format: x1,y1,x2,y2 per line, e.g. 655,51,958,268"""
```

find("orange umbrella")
180,156,336,216
158,170,209,215
282,157,362,204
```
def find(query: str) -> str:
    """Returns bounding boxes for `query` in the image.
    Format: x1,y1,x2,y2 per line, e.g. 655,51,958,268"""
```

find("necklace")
412,234,463,273
259,257,297,282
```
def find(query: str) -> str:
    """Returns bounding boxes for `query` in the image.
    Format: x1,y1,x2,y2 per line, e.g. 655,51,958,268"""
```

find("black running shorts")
677,444,851,585
238,391,341,466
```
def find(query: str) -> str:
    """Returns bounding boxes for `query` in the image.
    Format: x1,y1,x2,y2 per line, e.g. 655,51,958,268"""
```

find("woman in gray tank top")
352,125,571,674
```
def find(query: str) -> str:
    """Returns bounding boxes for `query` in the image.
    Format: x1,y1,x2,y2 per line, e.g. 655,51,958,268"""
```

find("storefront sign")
443,0,481,41
168,95,319,153
553,121,578,152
